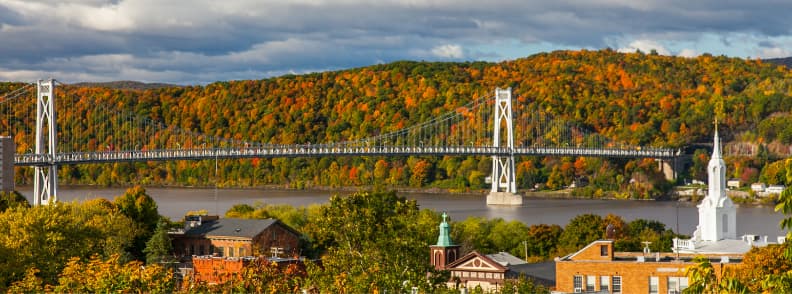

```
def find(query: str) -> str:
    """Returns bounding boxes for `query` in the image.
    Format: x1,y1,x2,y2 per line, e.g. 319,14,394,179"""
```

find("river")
17,186,787,238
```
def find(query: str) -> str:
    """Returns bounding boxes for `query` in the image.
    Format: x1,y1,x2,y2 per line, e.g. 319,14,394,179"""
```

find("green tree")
114,186,160,259
558,214,604,254
0,201,140,287
0,191,29,212
301,191,443,292
526,224,563,259
143,220,174,265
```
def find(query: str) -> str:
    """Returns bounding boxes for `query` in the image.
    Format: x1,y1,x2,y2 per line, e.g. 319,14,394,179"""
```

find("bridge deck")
15,146,679,166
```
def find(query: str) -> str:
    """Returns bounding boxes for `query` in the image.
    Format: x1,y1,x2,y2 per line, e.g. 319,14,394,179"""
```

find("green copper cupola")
436,212,453,246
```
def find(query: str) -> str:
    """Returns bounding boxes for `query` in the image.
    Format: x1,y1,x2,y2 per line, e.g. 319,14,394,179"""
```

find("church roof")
446,250,509,272
436,212,453,246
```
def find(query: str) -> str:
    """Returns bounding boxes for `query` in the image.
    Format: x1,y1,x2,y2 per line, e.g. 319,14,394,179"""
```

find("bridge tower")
33,79,57,205
486,88,522,205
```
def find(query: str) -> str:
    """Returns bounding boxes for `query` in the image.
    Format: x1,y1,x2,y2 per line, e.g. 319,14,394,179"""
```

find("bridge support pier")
486,87,522,205
33,79,57,205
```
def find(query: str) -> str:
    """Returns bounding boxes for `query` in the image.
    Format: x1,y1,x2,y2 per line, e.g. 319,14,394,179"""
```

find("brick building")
171,215,301,259
554,240,739,293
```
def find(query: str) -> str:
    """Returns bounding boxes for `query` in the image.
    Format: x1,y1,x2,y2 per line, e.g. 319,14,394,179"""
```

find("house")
169,215,304,284
430,213,555,291
555,127,783,293
726,178,741,189
170,215,301,259
766,185,786,195
750,183,766,193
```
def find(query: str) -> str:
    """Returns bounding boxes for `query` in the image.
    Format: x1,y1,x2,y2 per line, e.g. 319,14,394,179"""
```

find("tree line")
4,187,792,292
4,50,792,198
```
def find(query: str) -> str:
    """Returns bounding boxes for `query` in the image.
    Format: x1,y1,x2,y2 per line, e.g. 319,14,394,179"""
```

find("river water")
17,186,787,238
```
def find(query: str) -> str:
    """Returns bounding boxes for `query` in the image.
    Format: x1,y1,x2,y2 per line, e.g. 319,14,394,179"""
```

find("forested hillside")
5,49,792,198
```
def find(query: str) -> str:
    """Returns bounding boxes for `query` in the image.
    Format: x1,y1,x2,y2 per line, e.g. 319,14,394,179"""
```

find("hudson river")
18,186,787,238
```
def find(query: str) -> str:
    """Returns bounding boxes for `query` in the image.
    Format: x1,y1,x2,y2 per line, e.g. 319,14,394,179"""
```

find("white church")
673,126,784,254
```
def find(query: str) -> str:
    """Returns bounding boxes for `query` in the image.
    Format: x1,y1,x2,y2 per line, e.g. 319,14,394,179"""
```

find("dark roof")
184,218,282,239
507,261,556,287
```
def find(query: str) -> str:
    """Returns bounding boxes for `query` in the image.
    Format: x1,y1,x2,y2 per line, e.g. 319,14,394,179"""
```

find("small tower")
430,212,460,270
694,122,737,242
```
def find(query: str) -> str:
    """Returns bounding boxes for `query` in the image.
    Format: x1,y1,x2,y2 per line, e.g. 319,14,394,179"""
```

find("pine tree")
143,220,173,265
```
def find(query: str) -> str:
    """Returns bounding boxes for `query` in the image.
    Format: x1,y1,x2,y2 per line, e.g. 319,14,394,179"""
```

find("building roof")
184,218,285,239
446,250,509,272
486,252,527,267
436,212,453,246
507,261,556,287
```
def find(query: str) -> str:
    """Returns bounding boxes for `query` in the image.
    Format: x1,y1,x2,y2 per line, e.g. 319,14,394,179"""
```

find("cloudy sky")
1,0,792,84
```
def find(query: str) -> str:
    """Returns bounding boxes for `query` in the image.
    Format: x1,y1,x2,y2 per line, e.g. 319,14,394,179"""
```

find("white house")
766,185,786,195
750,183,766,193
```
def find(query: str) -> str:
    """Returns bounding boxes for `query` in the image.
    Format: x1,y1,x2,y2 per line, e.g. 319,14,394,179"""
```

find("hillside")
766,57,792,68
71,80,177,90
4,49,792,198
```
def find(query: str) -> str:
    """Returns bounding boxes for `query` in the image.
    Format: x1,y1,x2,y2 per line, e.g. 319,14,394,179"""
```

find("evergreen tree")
143,220,173,265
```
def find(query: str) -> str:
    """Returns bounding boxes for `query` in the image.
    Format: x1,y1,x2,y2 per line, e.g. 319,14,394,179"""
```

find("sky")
2,0,792,85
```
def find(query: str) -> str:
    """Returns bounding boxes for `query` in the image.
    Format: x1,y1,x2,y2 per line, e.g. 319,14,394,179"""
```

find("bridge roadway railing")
14,145,679,166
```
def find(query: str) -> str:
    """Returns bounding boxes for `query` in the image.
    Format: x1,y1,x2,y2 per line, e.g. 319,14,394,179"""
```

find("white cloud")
431,44,464,59
757,47,791,59
617,39,670,55
677,48,698,58
4,0,792,83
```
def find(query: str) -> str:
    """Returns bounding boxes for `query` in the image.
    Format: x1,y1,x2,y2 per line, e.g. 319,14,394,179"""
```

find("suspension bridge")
0,80,679,205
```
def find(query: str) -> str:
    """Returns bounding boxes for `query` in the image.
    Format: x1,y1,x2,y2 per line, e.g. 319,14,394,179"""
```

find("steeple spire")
712,118,721,160
436,212,453,246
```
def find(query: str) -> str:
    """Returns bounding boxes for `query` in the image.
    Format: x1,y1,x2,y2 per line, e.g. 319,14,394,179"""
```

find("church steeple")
436,212,453,246
695,120,736,242
707,119,726,202
430,212,460,270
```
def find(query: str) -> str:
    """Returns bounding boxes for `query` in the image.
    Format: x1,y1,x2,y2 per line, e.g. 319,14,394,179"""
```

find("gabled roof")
184,218,291,239
486,252,527,267
446,250,508,272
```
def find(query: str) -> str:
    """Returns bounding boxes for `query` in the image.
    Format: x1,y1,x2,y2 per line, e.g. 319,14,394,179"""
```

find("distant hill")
5,49,792,194
765,57,792,68
71,80,178,90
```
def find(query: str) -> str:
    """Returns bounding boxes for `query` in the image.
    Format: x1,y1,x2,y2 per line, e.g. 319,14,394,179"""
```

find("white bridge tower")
34,79,57,205
486,87,522,205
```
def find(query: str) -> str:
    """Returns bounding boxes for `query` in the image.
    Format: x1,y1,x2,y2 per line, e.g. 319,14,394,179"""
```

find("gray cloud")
1,0,792,84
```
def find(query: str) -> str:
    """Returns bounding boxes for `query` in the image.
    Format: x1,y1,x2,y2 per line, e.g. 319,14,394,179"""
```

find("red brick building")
171,215,301,259
554,240,740,293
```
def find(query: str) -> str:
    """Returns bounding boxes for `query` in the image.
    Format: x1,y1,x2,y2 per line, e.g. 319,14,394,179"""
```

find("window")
586,276,596,292
668,277,688,294
217,246,224,256
649,276,659,294
600,276,610,291
573,275,583,292
239,247,245,256
613,276,622,294
189,244,194,255
229,246,234,257
199,245,205,255
601,245,609,256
